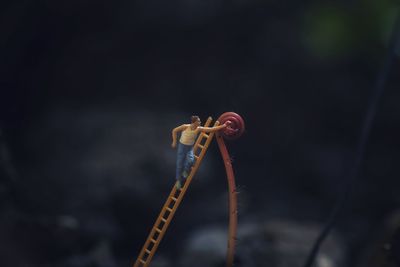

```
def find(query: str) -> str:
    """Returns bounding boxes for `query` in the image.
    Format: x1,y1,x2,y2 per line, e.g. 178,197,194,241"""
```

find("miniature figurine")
171,115,228,189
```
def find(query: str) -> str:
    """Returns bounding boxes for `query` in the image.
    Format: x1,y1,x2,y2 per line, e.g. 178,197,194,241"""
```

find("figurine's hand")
224,120,232,127
171,141,177,148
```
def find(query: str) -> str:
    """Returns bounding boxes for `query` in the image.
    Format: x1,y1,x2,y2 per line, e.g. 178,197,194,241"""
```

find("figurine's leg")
175,143,186,181
176,143,192,180
183,148,194,178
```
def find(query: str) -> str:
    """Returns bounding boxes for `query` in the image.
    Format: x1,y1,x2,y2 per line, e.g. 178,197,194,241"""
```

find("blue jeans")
176,142,195,181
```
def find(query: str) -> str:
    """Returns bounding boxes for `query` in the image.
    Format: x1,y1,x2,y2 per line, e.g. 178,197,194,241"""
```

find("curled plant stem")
216,132,238,267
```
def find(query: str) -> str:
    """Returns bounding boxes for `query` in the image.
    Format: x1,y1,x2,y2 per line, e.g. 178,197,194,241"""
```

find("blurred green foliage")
302,0,398,59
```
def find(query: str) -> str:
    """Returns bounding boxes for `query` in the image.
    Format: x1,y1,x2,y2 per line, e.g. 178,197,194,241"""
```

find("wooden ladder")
133,117,219,267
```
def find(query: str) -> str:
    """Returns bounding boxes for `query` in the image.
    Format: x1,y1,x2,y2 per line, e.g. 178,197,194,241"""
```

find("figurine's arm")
171,124,188,148
198,121,229,133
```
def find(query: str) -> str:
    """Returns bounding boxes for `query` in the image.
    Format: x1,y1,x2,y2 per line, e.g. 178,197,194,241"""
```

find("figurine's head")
191,115,201,127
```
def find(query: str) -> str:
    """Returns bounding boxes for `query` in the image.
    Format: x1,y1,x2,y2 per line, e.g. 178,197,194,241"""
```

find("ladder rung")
145,249,151,254
150,238,157,243
160,218,167,223
171,197,177,201
166,207,173,212
140,259,146,264
198,144,204,149
203,133,209,138
194,155,199,159
155,228,162,233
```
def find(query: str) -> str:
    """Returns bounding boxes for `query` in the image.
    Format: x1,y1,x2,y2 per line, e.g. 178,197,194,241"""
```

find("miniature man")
171,116,229,189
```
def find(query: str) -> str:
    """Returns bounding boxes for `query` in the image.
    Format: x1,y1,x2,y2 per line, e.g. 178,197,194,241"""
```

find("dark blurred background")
1,0,400,266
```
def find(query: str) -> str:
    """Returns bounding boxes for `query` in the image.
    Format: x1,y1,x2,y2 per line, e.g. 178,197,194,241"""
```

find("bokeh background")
1,0,400,266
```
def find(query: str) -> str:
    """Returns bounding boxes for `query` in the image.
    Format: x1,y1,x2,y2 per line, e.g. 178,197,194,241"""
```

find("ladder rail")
133,117,218,267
